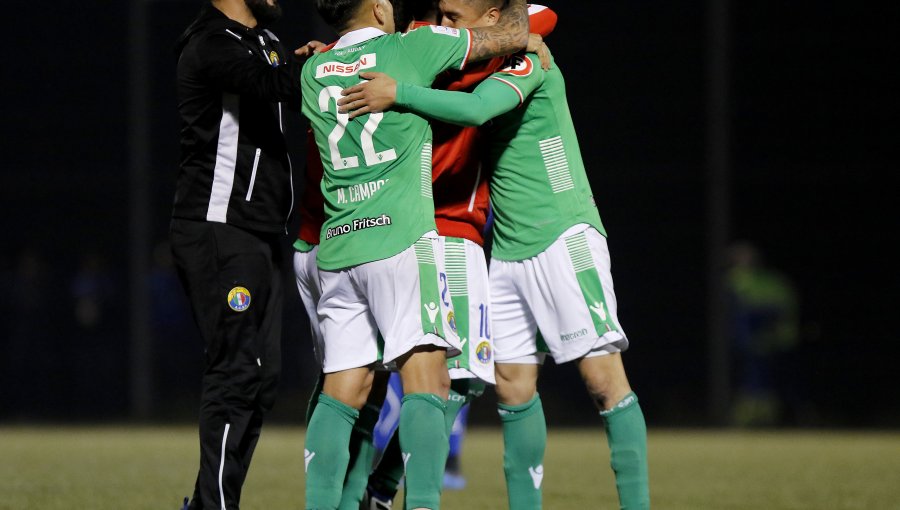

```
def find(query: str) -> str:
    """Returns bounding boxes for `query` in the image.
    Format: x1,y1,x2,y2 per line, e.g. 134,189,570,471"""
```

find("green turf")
1,426,898,509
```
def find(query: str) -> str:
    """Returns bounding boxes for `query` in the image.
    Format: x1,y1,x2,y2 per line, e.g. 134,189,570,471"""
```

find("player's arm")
196,32,305,106
466,0,530,62
338,71,520,126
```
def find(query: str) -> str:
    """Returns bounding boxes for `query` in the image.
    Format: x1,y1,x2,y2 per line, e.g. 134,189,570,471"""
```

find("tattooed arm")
466,0,529,62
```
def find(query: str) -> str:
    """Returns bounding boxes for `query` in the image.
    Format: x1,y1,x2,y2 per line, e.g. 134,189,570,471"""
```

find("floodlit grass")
1,426,898,509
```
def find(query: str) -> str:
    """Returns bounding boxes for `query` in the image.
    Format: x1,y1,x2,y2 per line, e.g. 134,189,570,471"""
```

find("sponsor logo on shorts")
227,287,251,312
424,302,440,323
560,328,589,342
590,301,608,321
325,214,392,240
336,178,389,204
476,341,492,364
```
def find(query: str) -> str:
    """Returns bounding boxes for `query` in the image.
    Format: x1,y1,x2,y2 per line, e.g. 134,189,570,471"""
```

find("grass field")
1,426,898,509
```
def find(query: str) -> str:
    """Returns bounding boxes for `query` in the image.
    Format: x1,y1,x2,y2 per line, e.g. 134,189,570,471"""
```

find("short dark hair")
315,0,367,32
396,0,438,28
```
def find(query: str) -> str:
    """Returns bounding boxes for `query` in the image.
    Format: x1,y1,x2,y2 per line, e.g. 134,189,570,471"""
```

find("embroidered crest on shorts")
227,287,251,312
476,341,492,364
447,310,457,332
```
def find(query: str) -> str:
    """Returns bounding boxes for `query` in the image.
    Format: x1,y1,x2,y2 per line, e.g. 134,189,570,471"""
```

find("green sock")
399,393,448,510
601,392,650,510
498,394,546,510
444,384,469,435
305,393,359,510
338,402,381,510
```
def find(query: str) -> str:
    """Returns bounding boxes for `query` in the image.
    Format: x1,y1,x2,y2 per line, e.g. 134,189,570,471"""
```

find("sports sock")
399,393,448,509
600,392,650,509
498,394,546,510
305,393,359,510
338,402,381,510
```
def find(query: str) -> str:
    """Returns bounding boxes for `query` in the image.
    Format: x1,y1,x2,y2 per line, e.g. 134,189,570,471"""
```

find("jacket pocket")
245,148,262,201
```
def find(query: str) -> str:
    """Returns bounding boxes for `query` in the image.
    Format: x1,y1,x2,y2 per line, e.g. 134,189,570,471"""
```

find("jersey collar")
334,27,387,49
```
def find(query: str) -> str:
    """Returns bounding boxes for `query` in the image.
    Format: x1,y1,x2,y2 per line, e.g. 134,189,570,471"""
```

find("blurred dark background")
1,1,897,428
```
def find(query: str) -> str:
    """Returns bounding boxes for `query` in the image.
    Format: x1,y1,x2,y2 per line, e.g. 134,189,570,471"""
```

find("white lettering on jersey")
430,25,461,37
316,53,377,78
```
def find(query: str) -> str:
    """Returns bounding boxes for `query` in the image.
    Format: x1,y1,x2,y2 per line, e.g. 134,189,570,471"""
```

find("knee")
495,366,537,406
582,369,630,410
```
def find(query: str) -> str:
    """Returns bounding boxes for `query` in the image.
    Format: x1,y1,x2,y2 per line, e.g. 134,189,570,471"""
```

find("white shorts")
293,246,324,366
439,236,496,384
317,232,462,373
490,225,628,365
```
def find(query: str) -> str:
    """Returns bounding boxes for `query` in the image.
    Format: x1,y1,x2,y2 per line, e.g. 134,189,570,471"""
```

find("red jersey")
296,6,558,246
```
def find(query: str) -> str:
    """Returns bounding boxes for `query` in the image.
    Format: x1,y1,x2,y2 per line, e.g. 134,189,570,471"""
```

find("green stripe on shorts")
444,238,470,370
565,232,618,337
414,238,444,338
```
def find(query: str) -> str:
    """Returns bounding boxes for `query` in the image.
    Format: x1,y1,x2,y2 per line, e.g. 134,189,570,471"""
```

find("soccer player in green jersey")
337,2,651,508
300,1,529,509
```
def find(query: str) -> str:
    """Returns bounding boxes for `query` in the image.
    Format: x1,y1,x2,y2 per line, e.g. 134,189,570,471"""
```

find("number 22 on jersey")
318,86,397,170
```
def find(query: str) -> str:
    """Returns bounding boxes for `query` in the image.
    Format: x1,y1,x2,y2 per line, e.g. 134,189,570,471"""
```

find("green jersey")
394,51,605,261
301,26,474,270
482,53,605,260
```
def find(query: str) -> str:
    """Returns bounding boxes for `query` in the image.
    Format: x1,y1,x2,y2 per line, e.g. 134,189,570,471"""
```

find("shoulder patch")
430,25,461,37
499,55,534,77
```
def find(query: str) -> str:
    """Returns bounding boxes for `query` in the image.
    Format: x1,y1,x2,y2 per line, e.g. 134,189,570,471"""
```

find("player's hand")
338,72,398,120
527,33,552,70
294,40,326,59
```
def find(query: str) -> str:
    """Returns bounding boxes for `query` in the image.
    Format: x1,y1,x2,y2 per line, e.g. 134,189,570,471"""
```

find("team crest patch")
476,341,492,364
269,50,280,66
499,55,533,77
227,287,251,312
447,310,457,332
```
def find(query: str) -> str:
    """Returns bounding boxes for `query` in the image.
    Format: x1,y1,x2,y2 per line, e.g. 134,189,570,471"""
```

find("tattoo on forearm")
468,0,529,62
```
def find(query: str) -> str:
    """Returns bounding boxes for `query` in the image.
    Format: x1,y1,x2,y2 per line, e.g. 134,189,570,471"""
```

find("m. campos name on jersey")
337,179,389,204
325,214,393,239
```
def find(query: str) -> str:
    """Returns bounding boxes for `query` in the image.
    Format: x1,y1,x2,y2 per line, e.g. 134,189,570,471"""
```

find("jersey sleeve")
395,77,521,127
484,53,545,106
397,26,473,80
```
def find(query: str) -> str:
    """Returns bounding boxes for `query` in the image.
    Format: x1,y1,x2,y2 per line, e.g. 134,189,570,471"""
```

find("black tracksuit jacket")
173,4,302,234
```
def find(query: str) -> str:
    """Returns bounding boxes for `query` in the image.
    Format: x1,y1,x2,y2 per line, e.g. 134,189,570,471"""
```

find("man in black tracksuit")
170,1,305,507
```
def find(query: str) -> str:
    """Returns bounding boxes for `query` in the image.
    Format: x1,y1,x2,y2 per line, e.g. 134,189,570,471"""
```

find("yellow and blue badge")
227,287,251,312
447,310,457,332
269,50,280,67
476,341,492,364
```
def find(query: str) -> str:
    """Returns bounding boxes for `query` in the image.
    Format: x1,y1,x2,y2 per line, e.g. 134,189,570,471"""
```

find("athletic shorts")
317,232,462,373
293,246,324,366
490,225,628,365
439,236,496,384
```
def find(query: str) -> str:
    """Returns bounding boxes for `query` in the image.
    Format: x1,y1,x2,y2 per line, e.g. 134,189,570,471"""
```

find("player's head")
396,0,439,29
439,0,507,29
316,0,396,35
244,0,283,27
